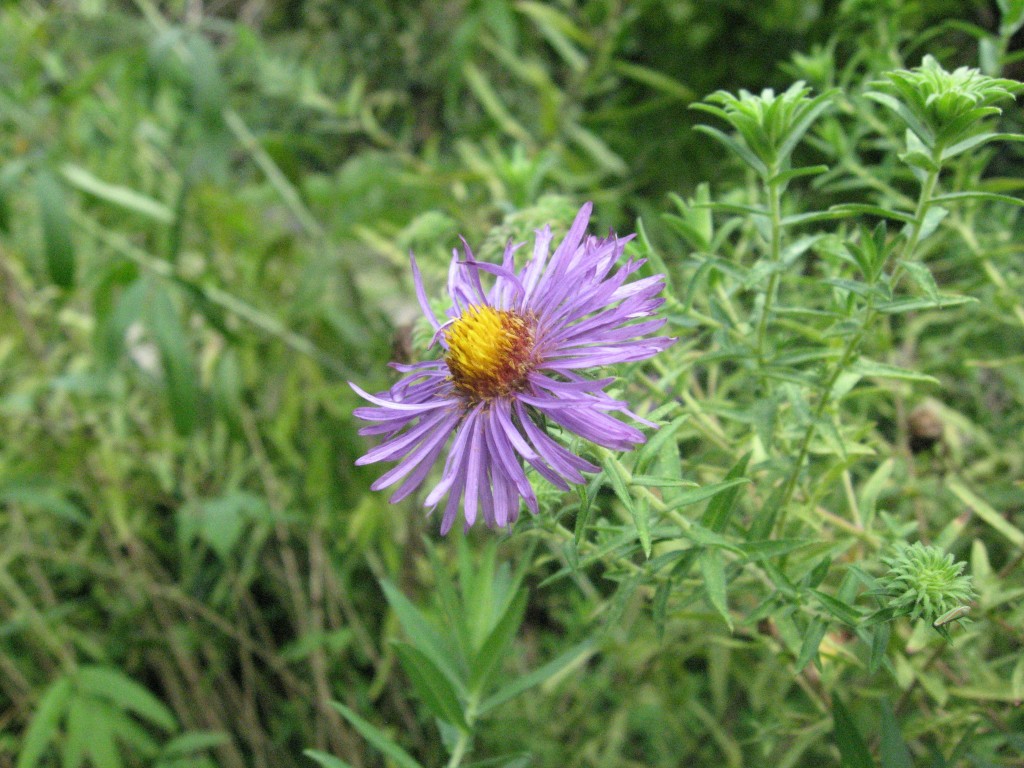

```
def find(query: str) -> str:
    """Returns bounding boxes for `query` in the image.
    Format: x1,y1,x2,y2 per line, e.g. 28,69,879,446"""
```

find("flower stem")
755,174,784,364
446,731,471,768
772,165,940,535
446,697,480,768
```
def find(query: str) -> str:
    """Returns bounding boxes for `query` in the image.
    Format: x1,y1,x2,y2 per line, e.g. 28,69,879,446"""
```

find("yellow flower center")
444,305,535,400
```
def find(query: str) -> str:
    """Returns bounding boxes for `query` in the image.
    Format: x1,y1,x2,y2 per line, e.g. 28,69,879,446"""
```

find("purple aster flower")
351,203,674,533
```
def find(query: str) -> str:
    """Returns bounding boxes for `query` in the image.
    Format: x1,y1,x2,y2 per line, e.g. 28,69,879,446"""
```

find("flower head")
873,542,975,625
867,55,1022,155
351,203,674,533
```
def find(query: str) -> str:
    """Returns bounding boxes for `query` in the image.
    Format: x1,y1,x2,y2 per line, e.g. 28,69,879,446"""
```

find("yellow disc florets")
444,305,536,400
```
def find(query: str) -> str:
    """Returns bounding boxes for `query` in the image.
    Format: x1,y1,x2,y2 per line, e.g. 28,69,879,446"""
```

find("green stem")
891,166,939,285
446,697,479,768
446,730,471,768
772,165,940,535
755,175,784,364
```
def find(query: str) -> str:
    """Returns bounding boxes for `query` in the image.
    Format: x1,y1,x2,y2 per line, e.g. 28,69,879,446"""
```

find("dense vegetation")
1,1,1023,767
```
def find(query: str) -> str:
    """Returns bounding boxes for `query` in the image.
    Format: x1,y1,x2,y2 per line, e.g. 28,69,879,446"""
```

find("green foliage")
868,542,976,629
692,82,837,179
867,55,1024,165
16,666,190,768
2,1,1024,768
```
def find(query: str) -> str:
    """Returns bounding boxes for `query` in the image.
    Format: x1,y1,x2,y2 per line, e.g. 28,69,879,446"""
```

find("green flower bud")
873,542,975,626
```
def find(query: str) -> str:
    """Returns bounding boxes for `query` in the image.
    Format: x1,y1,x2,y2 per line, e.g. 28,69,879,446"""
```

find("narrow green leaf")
738,539,815,560
684,522,745,554
573,483,594,546
83,704,124,768
940,131,1024,161
516,1,590,71
0,481,86,525
60,164,173,223
185,34,227,124
777,92,837,158
111,705,162,756
478,640,594,715
875,295,975,313
94,274,144,370
770,164,830,187
899,149,940,173
635,216,675,292
868,622,890,674
303,749,355,768
859,459,894,526
931,190,1024,206
747,485,784,541
146,281,199,435
565,122,628,175
828,203,914,224
1012,654,1024,703
879,700,913,768
77,666,176,731
36,172,76,288
695,200,769,217
379,580,466,694
701,453,750,532
864,91,934,147
806,557,832,589
613,60,695,101
796,617,828,672
780,209,858,227
0,159,28,234
699,549,732,630
664,478,751,513
425,543,472,664
914,205,948,242
470,589,527,697
832,695,875,768
652,578,671,641
629,476,699,488
947,479,1024,549
812,589,863,626
692,124,769,177
17,676,71,768
602,455,650,558
160,731,230,758
329,703,425,768
63,695,90,768
900,261,939,301
462,536,497,652
392,642,468,730
192,492,259,560
463,62,532,144
851,358,939,384
635,413,689,472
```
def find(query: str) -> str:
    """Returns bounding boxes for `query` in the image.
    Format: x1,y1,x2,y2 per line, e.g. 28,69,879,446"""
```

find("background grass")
1,1,1023,767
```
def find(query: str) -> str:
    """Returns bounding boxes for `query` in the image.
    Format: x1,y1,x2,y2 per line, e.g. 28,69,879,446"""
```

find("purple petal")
468,260,525,307
519,226,554,308
462,420,485,527
484,407,538,514
411,253,442,332
516,401,599,481
368,411,459,490
492,400,537,460
439,460,468,535
424,403,481,509
356,408,453,465
541,406,645,451
389,437,449,503
350,382,460,412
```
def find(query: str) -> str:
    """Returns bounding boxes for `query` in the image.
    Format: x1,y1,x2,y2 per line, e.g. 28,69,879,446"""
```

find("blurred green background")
1,1,1019,767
